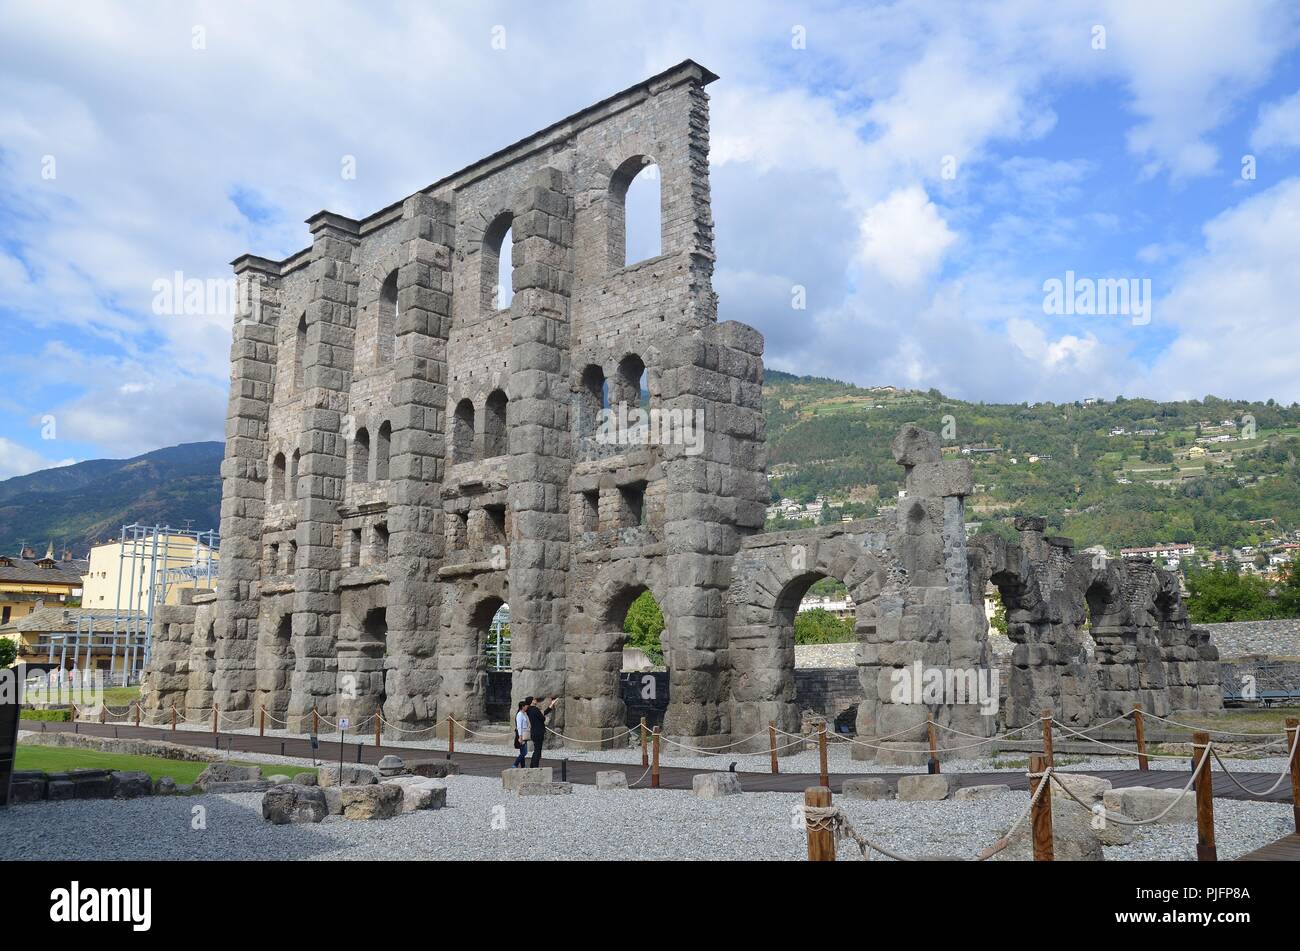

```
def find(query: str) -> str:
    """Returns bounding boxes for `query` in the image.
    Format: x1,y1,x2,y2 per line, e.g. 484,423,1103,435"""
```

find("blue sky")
2,0,1300,478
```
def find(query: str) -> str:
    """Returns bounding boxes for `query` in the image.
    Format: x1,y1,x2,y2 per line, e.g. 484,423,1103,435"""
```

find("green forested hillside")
763,371,1300,553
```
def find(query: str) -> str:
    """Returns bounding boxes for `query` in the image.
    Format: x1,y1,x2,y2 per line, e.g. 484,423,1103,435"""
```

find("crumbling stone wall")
971,520,1221,729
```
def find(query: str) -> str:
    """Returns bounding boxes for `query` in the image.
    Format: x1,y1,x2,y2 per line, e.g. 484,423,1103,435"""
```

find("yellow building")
0,545,87,666
81,534,219,611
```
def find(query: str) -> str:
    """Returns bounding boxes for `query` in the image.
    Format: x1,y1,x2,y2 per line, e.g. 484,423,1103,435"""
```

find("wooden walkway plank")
23,721,1297,803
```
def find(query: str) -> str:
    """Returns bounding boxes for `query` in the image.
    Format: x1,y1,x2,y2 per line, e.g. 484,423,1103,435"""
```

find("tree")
990,593,1008,637
0,637,15,668
794,607,854,644
1185,565,1274,623
623,591,664,665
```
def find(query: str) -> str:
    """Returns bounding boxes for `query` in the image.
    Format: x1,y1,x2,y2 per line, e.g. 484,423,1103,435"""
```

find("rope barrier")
1207,730,1299,798
802,764,1052,862
1139,710,1291,738
1047,749,1210,826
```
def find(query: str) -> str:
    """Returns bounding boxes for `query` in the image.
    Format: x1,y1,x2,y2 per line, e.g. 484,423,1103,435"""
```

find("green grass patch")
20,708,72,722
14,745,317,785
101,686,141,705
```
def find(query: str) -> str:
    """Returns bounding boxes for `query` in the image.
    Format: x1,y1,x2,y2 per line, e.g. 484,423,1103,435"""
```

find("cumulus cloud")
1252,88,1300,153
858,187,957,286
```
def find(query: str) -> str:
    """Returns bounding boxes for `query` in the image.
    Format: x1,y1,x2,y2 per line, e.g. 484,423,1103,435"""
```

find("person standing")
512,699,530,768
527,696,558,768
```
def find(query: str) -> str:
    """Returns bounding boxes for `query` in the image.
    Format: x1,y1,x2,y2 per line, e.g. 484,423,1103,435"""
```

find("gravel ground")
0,772,1291,862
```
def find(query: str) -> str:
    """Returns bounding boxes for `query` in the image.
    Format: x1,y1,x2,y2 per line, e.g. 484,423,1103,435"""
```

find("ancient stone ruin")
141,61,1221,760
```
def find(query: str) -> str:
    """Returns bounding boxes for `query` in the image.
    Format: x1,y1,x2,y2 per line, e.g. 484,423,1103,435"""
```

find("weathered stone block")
516,782,574,796
340,783,403,820
692,773,742,799
596,770,628,790
262,784,328,824
896,774,952,801
502,767,552,790
840,778,892,800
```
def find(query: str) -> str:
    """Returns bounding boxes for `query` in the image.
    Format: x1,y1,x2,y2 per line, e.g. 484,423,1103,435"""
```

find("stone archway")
337,583,389,730
438,574,509,731
565,559,668,748
726,527,885,752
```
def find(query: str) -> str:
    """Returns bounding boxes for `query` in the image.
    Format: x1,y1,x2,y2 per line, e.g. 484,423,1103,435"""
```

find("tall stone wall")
142,60,1222,755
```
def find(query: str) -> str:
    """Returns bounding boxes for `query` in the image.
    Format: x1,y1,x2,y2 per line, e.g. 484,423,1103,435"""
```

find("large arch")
726,527,886,752
437,573,510,732
254,605,296,727
564,558,669,747
337,583,390,731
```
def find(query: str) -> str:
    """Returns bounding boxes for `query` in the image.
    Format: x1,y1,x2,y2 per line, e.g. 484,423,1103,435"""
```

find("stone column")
289,212,360,723
384,193,454,735
507,167,574,720
211,257,280,717
661,321,768,748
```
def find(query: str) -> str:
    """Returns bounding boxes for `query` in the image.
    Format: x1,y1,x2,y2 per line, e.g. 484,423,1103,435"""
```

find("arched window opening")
271,452,286,501
373,522,389,562
484,390,508,458
375,421,391,481
294,314,307,390
482,213,514,312
287,540,298,573
376,270,399,366
616,354,647,412
610,156,662,268
353,427,371,484
453,399,475,464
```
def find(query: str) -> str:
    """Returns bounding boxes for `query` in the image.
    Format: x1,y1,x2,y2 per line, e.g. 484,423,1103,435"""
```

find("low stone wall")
793,668,860,730
1202,619,1300,659
17,730,222,762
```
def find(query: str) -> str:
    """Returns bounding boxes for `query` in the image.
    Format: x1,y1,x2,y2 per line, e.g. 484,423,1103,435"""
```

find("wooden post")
133,702,141,728
447,716,455,756
804,786,835,862
640,717,648,768
818,719,829,789
211,703,218,734
71,703,77,723
1041,708,1054,767
99,705,106,724
926,713,939,773
170,703,176,731
769,720,780,775
375,713,382,748
312,705,319,735
1286,717,1299,833
1029,753,1054,861
651,727,660,789
1191,731,1216,862
259,706,266,738
1133,703,1148,770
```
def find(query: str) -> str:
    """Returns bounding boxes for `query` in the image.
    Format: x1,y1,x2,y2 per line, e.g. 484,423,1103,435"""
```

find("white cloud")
1252,88,1300,152
0,437,77,480
1145,177,1300,402
858,187,957,287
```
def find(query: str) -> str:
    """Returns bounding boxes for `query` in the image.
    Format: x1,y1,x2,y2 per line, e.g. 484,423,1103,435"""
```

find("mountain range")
3,371,1298,557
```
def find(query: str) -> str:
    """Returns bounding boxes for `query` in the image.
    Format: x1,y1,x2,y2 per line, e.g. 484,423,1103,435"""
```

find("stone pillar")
385,193,454,734
660,321,768,748
211,257,280,717
507,167,574,720
289,212,360,723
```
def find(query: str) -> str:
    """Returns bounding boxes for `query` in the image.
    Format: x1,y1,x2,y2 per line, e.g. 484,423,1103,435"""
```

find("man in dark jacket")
526,696,558,768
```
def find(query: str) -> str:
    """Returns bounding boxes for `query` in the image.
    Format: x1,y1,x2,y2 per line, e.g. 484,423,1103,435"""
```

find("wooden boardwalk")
25,720,1295,801
1238,833,1300,861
